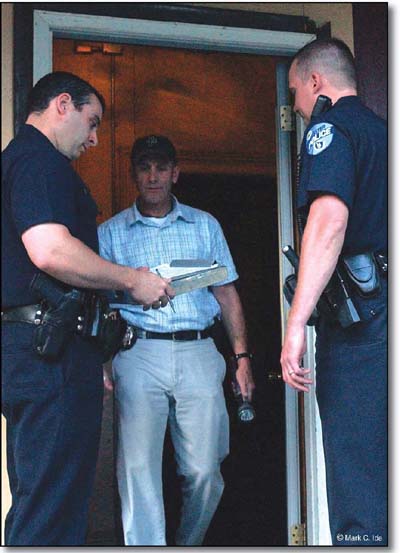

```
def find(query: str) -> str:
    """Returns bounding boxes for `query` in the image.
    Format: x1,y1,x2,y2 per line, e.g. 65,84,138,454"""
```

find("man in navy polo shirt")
1,72,174,545
281,39,387,545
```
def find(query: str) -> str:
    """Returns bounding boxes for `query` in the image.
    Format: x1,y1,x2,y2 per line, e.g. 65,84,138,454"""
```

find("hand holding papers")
151,260,228,295
106,260,228,306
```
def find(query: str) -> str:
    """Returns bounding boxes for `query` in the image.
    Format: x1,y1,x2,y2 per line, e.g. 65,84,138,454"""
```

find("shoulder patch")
306,122,334,155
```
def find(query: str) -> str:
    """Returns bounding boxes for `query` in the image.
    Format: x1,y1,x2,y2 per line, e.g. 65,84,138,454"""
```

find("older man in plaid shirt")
98,135,254,546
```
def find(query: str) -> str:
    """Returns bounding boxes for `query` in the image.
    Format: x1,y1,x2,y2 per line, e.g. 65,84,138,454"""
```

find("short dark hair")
292,38,357,90
27,71,106,116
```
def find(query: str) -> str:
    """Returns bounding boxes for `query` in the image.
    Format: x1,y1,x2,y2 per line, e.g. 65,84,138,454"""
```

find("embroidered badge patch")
306,123,334,155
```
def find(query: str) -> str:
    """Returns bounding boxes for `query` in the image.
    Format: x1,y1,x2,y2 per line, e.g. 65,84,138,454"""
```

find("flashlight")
230,358,256,423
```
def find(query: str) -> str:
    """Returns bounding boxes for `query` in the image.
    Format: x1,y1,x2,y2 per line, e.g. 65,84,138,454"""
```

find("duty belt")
133,326,213,341
1,304,43,324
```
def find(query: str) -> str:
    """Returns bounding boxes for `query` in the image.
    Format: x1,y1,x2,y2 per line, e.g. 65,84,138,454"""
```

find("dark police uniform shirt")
297,96,387,256
1,124,100,308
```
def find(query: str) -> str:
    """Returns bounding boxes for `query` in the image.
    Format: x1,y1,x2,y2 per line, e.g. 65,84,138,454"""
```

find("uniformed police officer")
1,72,174,545
280,39,387,545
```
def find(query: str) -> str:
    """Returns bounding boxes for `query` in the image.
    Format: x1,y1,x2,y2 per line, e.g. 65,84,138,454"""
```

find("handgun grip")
282,245,299,272
30,272,67,306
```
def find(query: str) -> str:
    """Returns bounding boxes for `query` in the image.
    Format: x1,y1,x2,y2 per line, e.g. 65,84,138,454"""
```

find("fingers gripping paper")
105,260,228,305
151,261,228,294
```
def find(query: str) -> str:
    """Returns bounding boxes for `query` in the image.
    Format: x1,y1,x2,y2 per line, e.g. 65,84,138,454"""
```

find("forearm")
213,283,255,398
22,223,174,306
213,283,248,353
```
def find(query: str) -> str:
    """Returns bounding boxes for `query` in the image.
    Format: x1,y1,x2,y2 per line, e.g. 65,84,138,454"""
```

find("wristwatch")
234,352,253,361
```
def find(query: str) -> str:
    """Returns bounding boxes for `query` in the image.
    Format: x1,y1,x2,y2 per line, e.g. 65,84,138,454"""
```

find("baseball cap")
131,135,177,165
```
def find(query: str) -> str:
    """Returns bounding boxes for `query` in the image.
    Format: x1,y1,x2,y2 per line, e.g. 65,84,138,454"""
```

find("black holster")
30,273,127,362
319,269,361,328
283,274,319,326
282,246,361,329
30,274,85,359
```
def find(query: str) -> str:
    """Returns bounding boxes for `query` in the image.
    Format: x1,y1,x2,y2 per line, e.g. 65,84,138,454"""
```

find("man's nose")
149,166,158,182
88,130,98,147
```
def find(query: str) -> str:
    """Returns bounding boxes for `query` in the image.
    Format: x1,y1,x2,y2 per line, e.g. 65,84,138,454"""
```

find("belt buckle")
122,325,135,349
172,332,179,341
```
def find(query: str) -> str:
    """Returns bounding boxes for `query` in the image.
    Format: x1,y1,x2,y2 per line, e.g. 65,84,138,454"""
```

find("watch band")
234,352,253,361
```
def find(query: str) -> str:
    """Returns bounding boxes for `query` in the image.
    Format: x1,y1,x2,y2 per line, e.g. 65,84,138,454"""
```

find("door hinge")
280,105,294,131
290,523,306,546
74,42,123,55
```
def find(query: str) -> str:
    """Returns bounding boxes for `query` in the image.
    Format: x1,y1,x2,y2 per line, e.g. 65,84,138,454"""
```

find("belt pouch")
342,253,381,297
92,295,128,362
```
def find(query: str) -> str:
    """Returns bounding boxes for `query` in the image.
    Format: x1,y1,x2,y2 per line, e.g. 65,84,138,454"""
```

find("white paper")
151,261,219,279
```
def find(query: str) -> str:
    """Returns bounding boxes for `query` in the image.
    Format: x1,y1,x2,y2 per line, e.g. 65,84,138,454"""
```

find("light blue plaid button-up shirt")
98,196,238,332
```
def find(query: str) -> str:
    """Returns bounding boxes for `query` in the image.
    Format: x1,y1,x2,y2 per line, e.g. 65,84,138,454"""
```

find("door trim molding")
14,3,316,133
33,9,315,84
275,63,301,543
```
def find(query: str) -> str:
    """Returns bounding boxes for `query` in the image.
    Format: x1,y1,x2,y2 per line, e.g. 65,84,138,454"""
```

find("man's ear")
172,165,180,184
55,93,73,115
310,72,323,94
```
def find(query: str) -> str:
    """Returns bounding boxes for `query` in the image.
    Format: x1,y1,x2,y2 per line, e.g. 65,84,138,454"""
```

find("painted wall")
187,3,354,50
2,3,14,150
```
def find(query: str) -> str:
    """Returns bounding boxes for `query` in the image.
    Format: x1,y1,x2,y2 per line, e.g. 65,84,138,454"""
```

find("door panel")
53,40,281,221
131,46,278,175
53,40,114,221
113,46,137,212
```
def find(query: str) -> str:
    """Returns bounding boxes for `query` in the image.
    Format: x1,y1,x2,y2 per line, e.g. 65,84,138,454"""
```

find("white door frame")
275,66,330,546
294,116,331,545
32,8,327,544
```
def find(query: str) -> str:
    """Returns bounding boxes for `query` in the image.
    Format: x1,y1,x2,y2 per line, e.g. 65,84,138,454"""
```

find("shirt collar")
127,195,195,227
333,95,360,108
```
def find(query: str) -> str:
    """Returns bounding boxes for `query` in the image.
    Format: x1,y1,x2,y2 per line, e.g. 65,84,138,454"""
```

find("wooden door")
53,40,279,222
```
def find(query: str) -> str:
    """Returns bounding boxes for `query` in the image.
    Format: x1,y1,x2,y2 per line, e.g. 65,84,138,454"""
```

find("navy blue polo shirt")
1,124,99,308
297,96,387,256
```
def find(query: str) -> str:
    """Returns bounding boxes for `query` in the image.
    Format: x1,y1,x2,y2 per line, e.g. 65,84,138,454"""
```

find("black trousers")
2,322,104,545
316,280,388,546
